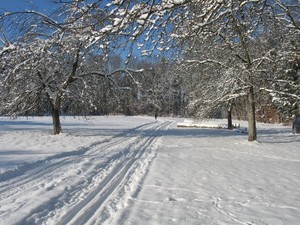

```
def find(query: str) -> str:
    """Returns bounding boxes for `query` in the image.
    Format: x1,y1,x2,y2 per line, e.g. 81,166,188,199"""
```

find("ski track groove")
0,120,172,225
61,121,172,225
0,121,156,194
0,121,154,185
47,120,171,225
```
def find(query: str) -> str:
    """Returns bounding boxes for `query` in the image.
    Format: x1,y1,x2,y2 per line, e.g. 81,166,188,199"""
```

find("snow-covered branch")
261,88,300,101
185,59,230,69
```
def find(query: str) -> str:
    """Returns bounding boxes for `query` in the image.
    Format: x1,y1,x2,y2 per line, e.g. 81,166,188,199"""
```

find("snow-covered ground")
0,116,299,225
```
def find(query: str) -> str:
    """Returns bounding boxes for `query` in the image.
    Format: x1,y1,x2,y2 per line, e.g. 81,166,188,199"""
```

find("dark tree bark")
227,103,233,130
50,99,62,135
247,86,257,141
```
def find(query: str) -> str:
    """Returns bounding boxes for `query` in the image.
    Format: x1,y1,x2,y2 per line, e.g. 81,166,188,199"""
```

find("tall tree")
0,1,141,134
166,0,299,141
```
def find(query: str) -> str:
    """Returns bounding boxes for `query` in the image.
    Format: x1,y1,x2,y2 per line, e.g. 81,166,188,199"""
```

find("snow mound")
177,119,240,129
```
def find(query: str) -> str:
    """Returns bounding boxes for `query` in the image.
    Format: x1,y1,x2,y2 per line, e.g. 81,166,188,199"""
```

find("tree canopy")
1,0,299,140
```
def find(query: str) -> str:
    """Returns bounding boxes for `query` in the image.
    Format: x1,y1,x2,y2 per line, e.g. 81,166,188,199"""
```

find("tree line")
0,0,299,141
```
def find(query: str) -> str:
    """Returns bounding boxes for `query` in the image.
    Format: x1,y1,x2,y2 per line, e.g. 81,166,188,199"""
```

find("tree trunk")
51,101,62,135
227,104,233,130
247,86,257,141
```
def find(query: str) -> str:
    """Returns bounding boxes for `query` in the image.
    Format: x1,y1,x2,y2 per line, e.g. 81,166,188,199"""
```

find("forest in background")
0,0,299,140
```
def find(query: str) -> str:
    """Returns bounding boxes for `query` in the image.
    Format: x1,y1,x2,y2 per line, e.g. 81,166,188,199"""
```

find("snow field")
114,121,300,225
0,116,164,224
0,116,300,225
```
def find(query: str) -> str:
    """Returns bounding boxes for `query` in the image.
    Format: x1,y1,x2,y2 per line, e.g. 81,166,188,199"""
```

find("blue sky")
0,0,164,61
0,0,54,12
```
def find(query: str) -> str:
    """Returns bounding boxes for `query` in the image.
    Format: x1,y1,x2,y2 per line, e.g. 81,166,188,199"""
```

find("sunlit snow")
0,116,299,225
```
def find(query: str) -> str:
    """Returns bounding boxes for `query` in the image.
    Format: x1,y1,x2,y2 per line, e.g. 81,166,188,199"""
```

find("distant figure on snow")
155,112,158,120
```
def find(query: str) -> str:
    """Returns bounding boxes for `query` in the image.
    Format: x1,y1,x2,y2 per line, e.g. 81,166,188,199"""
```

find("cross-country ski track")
0,120,173,225
1,116,300,225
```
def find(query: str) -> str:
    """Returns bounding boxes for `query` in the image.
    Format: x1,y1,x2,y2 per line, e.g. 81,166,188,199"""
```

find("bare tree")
0,1,141,134
167,0,299,141
1,0,299,138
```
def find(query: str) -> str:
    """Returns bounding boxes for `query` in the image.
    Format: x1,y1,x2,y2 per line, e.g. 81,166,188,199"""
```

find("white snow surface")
0,116,299,225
